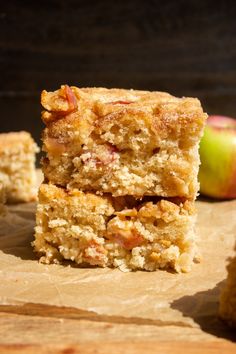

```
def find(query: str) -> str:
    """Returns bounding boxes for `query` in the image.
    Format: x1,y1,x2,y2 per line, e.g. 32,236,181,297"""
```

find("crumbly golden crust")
33,183,197,272
219,244,236,327
0,131,39,202
41,85,207,198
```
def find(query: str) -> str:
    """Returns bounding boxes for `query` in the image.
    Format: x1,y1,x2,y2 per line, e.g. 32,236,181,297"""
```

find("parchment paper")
0,173,235,342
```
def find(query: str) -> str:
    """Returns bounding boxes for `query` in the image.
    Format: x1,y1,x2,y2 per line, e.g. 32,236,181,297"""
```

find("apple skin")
199,115,236,199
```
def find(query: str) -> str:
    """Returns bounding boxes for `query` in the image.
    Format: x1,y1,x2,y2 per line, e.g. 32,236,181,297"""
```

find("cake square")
0,131,39,202
219,244,236,327
33,183,197,272
41,85,207,199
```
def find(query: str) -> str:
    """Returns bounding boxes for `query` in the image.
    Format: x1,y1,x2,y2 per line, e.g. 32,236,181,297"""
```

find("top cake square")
41,85,207,199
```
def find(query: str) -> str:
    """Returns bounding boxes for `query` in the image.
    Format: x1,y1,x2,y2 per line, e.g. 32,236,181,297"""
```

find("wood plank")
0,341,235,354
0,309,235,352
1,1,236,100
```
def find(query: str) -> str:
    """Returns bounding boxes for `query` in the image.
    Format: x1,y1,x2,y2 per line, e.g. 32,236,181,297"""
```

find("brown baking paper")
0,176,235,342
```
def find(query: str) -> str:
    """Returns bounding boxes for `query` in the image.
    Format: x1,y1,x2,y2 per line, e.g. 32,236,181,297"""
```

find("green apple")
199,115,236,199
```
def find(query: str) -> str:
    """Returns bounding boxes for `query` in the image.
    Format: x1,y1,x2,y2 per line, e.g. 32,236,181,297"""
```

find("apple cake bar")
41,85,207,198
33,183,197,272
219,244,236,327
0,131,39,202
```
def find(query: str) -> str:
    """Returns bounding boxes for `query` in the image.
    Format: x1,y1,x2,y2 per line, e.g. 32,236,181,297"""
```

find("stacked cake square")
33,85,207,272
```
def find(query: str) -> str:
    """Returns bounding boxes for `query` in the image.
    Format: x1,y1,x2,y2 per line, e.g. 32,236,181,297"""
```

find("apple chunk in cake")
0,131,39,202
33,184,197,272
41,85,207,198
219,244,236,327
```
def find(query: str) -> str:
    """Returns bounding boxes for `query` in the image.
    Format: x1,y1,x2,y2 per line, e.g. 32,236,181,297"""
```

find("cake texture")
0,131,39,202
41,85,207,198
33,183,197,272
219,244,236,327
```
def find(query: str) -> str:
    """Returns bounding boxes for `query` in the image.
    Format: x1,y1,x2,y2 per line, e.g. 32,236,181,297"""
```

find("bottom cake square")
33,184,197,272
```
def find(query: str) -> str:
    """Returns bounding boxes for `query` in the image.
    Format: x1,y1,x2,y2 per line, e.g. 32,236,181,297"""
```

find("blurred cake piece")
0,131,39,202
219,243,236,327
33,183,197,272
0,182,6,214
41,85,207,199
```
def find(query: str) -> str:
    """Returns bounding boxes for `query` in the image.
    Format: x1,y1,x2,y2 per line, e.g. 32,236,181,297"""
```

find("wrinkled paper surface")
0,173,235,341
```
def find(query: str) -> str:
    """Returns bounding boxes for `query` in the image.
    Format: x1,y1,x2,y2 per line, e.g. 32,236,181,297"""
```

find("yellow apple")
199,115,236,199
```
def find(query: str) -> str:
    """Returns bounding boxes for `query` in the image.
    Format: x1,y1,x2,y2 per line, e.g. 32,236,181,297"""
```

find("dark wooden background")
1,0,236,154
